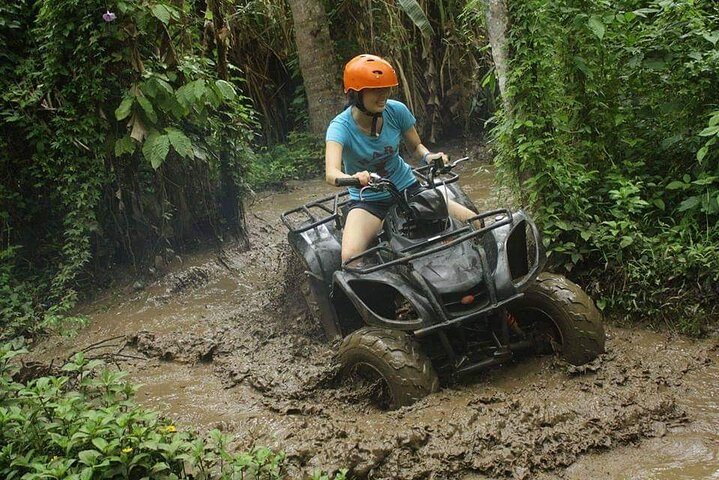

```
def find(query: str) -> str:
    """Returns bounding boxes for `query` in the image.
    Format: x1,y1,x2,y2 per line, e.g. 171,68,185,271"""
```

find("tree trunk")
484,0,533,189
287,0,344,134
484,0,511,110
207,0,229,80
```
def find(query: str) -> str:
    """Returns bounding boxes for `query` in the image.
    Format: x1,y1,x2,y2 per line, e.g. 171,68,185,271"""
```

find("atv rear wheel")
509,272,605,365
337,327,439,409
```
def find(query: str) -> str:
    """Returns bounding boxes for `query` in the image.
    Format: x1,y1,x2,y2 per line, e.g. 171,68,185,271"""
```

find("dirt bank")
29,155,719,479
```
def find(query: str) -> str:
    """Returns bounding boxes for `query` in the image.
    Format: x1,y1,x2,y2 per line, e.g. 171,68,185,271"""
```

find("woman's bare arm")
403,126,430,163
325,140,370,186
325,141,346,186
403,126,447,166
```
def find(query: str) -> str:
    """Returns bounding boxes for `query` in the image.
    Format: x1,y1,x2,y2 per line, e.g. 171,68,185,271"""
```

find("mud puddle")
29,152,719,479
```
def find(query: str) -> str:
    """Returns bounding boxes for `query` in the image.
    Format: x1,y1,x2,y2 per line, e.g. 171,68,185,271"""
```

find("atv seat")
406,188,448,221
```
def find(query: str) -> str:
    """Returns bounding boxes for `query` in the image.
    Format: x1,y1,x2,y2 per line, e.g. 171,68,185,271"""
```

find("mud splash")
29,153,719,479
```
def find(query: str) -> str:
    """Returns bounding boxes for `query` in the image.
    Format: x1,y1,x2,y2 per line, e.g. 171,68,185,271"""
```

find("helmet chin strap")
354,91,382,137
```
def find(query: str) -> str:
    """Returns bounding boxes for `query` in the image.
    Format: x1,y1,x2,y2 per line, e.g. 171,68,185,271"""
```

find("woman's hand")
423,151,449,167
352,170,371,186
325,141,371,187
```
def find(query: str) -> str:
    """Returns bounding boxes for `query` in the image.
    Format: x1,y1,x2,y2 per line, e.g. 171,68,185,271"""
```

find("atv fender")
489,209,546,299
288,224,343,340
332,269,436,332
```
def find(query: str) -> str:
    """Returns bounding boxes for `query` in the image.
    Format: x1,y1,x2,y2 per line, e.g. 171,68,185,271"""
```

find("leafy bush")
247,131,325,190
1,0,257,337
492,0,719,332
0,341,347,480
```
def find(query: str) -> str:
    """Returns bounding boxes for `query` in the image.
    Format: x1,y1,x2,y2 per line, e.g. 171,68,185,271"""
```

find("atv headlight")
507,219,539,284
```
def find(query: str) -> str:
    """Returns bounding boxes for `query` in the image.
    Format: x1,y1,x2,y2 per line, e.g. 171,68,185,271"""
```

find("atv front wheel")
509,272,605,365
337,327,439,409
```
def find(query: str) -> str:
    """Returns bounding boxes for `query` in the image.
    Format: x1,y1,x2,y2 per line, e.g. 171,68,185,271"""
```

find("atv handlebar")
334,157,471,218
282,156,469,234
334,177,362,187
428,156,469,187
336,156,470,193
432,156,469,174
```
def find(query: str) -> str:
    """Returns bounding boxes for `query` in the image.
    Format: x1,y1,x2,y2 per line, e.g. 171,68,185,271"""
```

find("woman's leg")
447,199,477,223
341,208,384,264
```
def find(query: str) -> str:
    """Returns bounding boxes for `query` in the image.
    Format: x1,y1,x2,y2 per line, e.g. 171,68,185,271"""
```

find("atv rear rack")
280,190,352,234
343,208,513,274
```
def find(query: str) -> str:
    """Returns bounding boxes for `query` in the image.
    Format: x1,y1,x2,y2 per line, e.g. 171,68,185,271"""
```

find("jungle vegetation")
0,0,717,345
0,0,717,477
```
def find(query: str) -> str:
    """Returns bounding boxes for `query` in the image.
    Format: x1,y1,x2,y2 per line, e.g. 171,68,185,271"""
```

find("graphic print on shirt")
358,146,395,177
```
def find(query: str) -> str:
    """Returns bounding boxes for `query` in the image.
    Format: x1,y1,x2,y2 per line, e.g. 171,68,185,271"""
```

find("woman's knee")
342,236,372,263
448,199,475,222
341,209,382,263
341,246,360,264
341,231,373,263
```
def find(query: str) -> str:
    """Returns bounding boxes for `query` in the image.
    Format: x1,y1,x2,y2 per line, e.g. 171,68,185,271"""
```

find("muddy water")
31,156,719,479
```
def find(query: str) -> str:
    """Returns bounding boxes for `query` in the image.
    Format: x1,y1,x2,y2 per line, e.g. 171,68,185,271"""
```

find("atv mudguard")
287,222,344,340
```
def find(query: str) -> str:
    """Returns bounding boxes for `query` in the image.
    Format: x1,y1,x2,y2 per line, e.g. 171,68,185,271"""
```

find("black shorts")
346,182,424,220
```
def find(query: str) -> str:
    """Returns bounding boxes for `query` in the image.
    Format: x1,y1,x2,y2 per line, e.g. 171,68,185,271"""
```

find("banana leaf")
398,0,434,38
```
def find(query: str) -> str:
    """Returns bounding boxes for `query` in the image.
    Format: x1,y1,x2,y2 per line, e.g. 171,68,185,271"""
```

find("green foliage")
1,0,258,337
0,1,34,77
247,132,325,189
312,470,348,480
398,0,435,38
493,0,719,333
0,248,39,340
328,0,494,141
0,341,346,479
225,0,302,142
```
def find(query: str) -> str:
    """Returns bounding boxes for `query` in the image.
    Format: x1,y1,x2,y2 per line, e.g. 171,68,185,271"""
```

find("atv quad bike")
281,158,604,409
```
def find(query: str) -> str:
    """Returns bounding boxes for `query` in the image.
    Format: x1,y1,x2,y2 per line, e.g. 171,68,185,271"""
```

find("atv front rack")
343,208,513,274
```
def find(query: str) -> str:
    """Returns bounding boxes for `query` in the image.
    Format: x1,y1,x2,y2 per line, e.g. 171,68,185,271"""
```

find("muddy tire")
337,327,439,409
510,272,605,365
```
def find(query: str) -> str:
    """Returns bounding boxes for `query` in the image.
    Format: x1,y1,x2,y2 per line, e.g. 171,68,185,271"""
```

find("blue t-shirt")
326,99,417,201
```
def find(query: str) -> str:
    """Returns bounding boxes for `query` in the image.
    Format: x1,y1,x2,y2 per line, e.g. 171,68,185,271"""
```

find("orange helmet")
343,54,399,94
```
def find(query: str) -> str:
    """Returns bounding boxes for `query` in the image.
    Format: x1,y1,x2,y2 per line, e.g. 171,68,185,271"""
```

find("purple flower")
103,10,116,22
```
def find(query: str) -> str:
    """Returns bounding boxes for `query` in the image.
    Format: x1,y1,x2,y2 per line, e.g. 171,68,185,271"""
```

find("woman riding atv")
324,53,478,263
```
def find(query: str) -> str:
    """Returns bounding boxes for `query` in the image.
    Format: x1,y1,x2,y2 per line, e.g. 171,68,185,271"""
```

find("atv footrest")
455,339,534,377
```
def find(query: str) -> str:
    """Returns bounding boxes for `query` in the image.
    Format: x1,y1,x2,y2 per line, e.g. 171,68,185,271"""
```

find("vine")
0,0,258,337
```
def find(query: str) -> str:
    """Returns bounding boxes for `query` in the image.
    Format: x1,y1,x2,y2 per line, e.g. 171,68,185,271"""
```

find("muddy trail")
31,153,719,479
